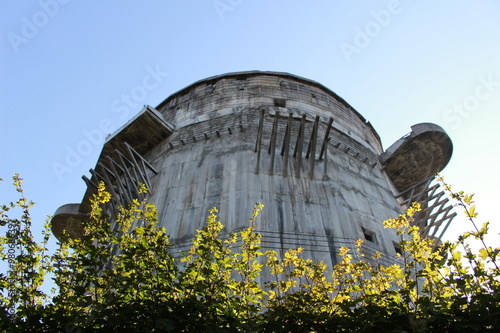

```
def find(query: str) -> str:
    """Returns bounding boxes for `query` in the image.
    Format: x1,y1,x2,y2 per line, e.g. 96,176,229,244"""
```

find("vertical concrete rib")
319,117,333,160
269,111,280,174
281,113,293,176
323,137,329,179
107,156,133,205
125,142,158,174
115,150,139,199
295,114,306,177
255,109,265,173
309,116,320,179
124,144,150,189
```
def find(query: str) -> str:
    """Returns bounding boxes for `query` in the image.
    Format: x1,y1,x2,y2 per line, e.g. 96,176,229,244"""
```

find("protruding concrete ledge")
380,123,453,192
78,105,173,214
51,203,88,240
104,105,174,157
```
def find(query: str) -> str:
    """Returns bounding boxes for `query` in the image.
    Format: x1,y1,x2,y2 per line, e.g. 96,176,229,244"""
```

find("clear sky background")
1,1,499,264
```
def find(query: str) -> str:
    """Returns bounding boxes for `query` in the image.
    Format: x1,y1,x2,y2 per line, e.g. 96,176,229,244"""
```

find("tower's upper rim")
155,70,381,145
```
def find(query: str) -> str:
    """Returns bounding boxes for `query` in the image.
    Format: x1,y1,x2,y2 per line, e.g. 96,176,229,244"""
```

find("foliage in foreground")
0,175,499,332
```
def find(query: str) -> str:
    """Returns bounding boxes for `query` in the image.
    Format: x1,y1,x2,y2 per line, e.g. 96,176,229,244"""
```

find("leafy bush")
0,175,498,332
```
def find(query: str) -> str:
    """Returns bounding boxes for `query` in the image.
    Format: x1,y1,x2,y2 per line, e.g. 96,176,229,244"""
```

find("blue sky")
1,1,499,260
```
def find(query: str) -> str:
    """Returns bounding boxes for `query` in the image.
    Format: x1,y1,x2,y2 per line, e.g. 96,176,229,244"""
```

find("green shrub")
1,175,498,332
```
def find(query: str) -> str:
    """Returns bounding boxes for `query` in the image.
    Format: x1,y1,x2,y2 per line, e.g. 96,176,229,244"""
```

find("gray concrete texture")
52,71,453,269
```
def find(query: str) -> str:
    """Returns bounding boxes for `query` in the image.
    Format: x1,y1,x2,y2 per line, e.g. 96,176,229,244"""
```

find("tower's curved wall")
52,71,454,270
144,72,402,266
157,72,382,154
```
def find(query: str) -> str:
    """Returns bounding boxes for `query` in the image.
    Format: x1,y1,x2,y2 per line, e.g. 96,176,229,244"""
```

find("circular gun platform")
380,123,453,193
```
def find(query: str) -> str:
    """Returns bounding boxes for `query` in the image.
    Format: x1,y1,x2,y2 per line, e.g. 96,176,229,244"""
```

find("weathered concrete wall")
52,71,454,272
157,73,382,155
144,72,403,268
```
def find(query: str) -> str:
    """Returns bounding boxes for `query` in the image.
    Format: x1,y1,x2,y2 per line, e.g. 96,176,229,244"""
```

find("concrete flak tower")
52,71,454,268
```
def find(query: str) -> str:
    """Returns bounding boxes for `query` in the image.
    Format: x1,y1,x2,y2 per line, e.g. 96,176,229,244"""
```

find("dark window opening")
362,227,375,242
274,98,286,107
393,242,403,255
